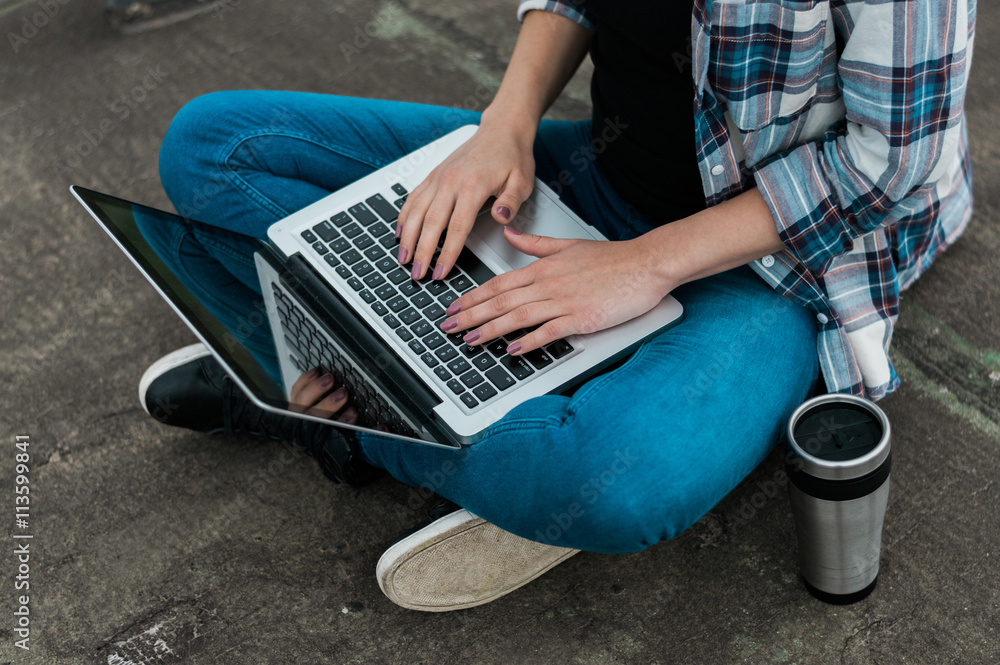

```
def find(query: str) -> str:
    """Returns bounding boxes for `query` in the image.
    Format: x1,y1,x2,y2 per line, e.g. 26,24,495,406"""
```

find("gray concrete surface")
0,0,998,663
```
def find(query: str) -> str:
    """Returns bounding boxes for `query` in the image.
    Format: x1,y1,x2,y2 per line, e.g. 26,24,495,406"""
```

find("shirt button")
711,164,725,176
761,254,775,267
816,313,829,324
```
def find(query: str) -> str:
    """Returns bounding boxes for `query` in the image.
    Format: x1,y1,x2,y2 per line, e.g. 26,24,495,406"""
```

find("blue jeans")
157,90,821,554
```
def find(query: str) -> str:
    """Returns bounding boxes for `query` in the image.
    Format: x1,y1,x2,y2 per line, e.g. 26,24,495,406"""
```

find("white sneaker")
377,500,580,611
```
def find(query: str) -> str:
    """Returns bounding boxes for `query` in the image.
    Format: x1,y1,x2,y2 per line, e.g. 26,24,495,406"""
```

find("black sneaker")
139,344,379,486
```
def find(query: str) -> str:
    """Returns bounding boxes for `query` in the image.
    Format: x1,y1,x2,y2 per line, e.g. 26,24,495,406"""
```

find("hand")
439,227,674,355
288,369,358,425
396,123,536,282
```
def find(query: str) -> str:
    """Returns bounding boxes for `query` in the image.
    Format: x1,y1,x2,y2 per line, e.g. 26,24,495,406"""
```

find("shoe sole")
376,509,580,612
138,343,211,417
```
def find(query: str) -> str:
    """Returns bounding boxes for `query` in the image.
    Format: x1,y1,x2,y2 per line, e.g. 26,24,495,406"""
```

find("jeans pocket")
709,0,829,131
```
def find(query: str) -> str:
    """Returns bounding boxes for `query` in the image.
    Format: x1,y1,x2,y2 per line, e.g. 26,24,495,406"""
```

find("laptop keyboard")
295,184,575,412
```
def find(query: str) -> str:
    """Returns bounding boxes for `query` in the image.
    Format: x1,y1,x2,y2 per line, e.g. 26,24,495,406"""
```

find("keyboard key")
364,272,386,288
392,183,407,196
411,292,433,309
342,222,363,239
341,248,362,264
348,203,378,226
353,234,375,250
420,352,438,368
398,280,421,297
472,354,496,371
313,221,338,241
331,212,352,227
460,393,478,409
500,354,535,380
398,307,421,325
410,320,432,337
380,233,400,250
434,345,458,362
301,229,318,243
434,366,451,381
331,237,351,253
387,268,409,284
408,339,426,354
364,246,387,262
446,379,464,395
346,277,363,291
323,253,341,268
387,297,408,313
375,284,397,300
365,194,400,222
371,302,388,316
547,339,574,358
447,358,472,375
437,290,459,308
485,339,507,357
359,289,376,304
375,257,397,273
335,265,352,280
383,314,401,329
426,280,449,296
524,348,553,369
423,304,446,322
446,331,466,346
311,241,329,255
449,273,474,292
460,369,485,388
394,197,407,209
368,222,390,238
353,261,375,277
484,366,516,391
460,343,484,358
504,329,527,342
423,332,446,350
396,327,413,342
455,247,495,285
473,382,498,402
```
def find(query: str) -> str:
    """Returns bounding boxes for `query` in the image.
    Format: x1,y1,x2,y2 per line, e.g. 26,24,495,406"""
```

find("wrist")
480,102,539,150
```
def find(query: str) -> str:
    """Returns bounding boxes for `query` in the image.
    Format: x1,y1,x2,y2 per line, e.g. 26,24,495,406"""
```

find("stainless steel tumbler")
786,393,891,603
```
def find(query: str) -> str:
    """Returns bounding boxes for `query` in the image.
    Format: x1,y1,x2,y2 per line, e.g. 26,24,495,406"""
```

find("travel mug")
785,393,891,603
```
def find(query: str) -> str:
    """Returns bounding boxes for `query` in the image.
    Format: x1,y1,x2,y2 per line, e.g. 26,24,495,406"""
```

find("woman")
141,0,975,611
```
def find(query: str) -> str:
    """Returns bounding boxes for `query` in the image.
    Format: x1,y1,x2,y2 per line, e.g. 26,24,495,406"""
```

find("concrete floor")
1,1,998,663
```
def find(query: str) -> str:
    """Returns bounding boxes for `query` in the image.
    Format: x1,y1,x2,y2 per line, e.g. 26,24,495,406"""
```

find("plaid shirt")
518,0,976,401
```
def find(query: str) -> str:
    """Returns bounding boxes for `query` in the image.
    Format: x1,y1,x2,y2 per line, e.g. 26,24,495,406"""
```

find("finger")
289,367,320,406
304,386,349,419
491,172,534,224
432,191,490,280
455,298,562,347
397,179,439,264
337,405,359,425
411,191,457,280
504,318,572,355
442,266,536,321
289,372,336,412
504,227,577,258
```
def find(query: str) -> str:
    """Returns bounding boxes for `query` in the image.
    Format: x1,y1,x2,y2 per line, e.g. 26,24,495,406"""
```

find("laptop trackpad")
468,206,599,272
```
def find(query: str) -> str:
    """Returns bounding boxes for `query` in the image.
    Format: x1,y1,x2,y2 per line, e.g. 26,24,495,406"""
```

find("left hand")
440,226,673,354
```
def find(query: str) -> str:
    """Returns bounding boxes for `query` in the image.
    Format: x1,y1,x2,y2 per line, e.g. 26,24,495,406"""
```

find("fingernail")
330,387,347,402
342,407,357,424
319,373,333,388
463,330,480,344
496,205,511,221
394,222,402,238
505,225,522,235
507,342,522,355
411,261,422,280
442,317,458,331
305,367,319,379
432,264,445,281
445,301,462,316
398,246,409,264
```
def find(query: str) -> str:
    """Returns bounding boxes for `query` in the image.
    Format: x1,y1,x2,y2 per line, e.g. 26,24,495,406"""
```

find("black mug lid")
787,394,891,481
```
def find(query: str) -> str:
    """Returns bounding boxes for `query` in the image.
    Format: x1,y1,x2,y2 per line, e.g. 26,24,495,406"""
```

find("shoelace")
221,377,329,460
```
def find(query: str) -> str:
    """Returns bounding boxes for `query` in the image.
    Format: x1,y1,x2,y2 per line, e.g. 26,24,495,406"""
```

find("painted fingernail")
432,264,445,281
398,246,409,264
507,342,522,355
463,330,480,344
496,205,511,221
442,317,458,331
505,225,522,236
411,261,422,280
445,301,462,316
342,407,357,424
395,222,403,238
305,367,319,379
330,387,347,402
319,373,333,388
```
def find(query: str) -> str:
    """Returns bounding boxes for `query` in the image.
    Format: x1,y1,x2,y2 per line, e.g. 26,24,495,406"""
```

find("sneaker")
139,343,379,486
377,499,580,611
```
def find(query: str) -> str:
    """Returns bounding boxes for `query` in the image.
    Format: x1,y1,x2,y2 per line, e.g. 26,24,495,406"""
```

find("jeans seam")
564,342,654,422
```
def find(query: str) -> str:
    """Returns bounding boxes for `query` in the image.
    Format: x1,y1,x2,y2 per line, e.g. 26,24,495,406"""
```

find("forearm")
480,9,591,143
642,188,785,291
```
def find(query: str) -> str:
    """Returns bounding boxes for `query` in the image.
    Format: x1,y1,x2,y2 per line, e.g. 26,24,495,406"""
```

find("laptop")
72,125,683,449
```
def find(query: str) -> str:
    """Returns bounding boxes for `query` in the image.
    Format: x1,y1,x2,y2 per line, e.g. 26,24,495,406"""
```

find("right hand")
396,123,536,282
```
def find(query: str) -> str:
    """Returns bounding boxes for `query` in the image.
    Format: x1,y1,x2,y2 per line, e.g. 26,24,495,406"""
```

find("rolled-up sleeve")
517,0,595,31
753,0,973,276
